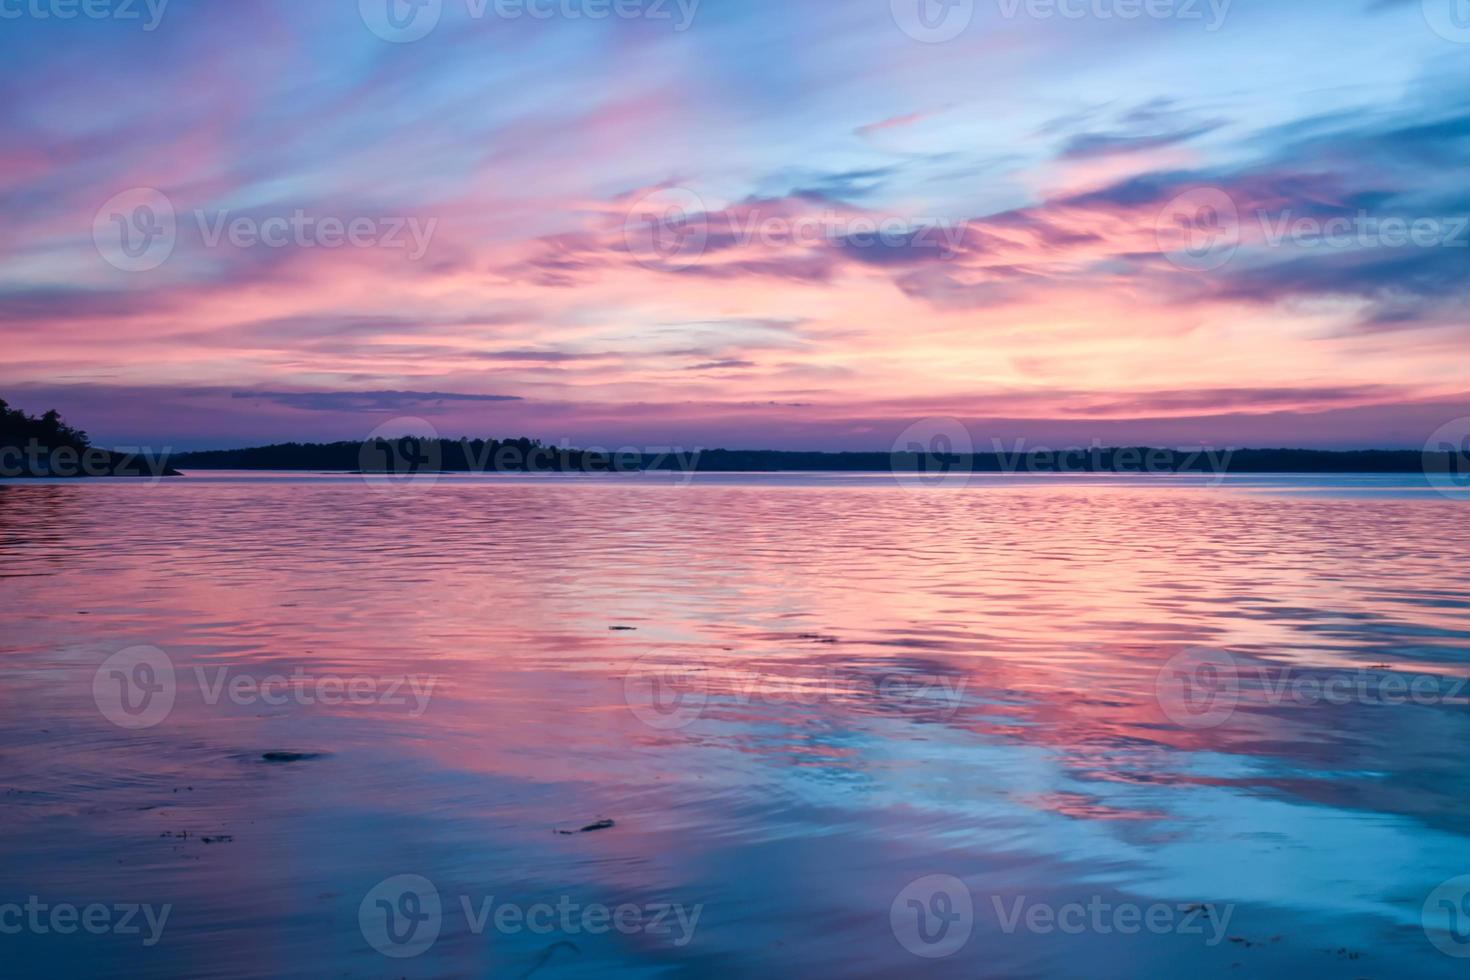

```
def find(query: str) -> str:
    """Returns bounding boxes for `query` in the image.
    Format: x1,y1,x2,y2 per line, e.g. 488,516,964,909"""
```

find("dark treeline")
0,399,176,478
0,398,90,451
169,438,1450,474
173,438,634,473
685,448,1439,473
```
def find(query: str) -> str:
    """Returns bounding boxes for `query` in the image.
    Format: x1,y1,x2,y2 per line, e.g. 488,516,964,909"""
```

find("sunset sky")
4,0,1468,450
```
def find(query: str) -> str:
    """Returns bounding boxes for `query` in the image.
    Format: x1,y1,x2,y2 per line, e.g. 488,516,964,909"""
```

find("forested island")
0,400,177,479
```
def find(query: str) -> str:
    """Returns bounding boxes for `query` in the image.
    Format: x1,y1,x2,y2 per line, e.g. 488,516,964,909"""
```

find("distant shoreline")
166,443,1457,475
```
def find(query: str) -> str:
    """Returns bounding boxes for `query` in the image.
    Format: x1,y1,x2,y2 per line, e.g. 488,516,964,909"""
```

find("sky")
2,0,1469,451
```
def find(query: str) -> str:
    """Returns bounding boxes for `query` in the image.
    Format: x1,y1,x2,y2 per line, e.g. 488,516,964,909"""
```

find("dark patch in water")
521,940,580,978
261,751,324,764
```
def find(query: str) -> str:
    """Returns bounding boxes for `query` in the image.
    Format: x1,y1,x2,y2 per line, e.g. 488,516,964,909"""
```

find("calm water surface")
2,473,1468,978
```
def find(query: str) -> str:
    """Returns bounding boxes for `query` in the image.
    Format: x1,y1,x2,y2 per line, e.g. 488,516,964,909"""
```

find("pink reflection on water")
1,475,1468,977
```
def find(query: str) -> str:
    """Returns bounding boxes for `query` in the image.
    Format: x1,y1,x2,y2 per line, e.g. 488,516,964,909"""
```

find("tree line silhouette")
0,399,175,478
1,396,1453,477
0,398,90,451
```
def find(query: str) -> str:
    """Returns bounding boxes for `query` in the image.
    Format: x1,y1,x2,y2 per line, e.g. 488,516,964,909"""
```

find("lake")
2,472,1468,978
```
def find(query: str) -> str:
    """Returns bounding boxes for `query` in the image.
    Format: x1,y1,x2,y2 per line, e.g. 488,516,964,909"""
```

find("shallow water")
2,473,1469,978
